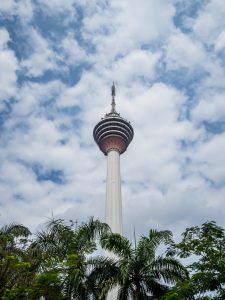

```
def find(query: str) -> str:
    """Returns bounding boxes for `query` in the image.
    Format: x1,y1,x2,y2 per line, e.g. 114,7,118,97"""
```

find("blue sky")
0,0,225,239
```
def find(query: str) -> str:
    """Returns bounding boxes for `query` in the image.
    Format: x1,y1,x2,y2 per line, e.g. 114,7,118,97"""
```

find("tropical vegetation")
0,218,224,299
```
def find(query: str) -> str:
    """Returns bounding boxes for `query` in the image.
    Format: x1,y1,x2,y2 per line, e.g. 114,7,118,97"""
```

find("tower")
93,83,134,234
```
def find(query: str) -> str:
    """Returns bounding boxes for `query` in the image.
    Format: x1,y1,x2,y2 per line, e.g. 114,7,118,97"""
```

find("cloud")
192,0,225,46
121,83,199,188
82,0,176,66
37,0,77,12
0,0,16,14
192,90,225,123
0,0,33,23
59,33,87,65
21,29,59,77
110,50,161,84
191,132,225,185
0,28,18,104
12,80,65,117
165,31,206,70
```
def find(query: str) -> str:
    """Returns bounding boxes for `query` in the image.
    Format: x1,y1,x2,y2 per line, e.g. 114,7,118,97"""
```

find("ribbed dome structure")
93,84,134,155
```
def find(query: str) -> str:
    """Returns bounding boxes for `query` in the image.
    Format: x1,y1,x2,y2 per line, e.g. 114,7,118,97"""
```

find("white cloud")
21,29,59,77
56,70,105,110
191,0,225,47
82,0,176,65
193,90,225,123
165,31,206,70
112,0,175,43
0,0,33,23
20,29,87,78
0,28,18,103
121,83,200,187
110,50,161,84
215,30,225,51
191,133,225,184
16,0,33,22
0,0,16,13
60,33,87,65
11,80,65,117
0,28,10,48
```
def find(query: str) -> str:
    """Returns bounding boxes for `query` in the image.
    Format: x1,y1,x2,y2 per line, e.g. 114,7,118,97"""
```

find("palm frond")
101,233,132,259
0,223,31,237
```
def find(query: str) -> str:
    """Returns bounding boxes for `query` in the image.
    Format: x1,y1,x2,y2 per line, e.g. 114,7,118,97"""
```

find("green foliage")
2,219,224,299
0,223,33,299
169,221,225,300
29,271,63,299
100,229,188,300
161,280,195,300
28,217,110,299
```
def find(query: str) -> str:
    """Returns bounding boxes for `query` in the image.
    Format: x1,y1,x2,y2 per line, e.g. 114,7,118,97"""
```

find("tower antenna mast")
111,82,116,113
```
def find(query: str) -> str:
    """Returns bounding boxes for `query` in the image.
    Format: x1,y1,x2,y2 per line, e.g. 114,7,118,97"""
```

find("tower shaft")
106,150,122,300
106,149,122,234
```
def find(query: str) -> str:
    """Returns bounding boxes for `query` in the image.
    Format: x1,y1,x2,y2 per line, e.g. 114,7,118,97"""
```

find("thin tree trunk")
135,280,142,300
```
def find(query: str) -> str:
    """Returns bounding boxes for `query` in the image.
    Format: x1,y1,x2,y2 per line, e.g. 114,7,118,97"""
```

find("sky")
0,0,225,241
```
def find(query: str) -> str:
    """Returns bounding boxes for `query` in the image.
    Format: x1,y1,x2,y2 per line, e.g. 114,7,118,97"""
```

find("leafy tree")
170,221,225,299
99,229,188,300
161,280,195,300
0,223,32,299
0,223,30,259
0,218,111,299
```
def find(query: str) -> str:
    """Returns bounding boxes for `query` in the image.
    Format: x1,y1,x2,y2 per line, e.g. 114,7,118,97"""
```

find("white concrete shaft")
105,149,122,234
106,150,122,300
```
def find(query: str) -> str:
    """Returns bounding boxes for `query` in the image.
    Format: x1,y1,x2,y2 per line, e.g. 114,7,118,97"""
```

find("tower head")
93,84,134,155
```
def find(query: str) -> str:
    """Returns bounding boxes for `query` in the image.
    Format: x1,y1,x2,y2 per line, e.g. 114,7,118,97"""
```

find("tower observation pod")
93,83,134,234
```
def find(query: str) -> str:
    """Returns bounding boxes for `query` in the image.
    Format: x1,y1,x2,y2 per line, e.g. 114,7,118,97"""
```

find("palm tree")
0,223,30,258
29,217,110,299
99,229,189,300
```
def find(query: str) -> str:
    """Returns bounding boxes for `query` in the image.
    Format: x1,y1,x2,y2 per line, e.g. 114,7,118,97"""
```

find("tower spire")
111,82,116,113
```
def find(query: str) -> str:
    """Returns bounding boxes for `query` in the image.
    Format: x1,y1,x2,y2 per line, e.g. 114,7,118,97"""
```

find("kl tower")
93,83,134,234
